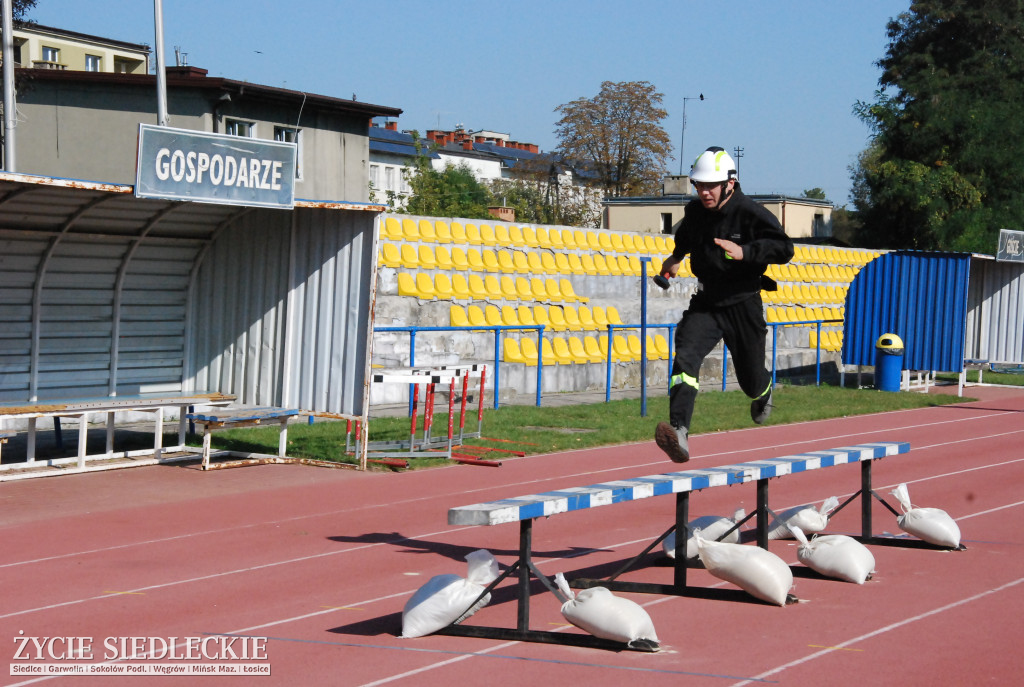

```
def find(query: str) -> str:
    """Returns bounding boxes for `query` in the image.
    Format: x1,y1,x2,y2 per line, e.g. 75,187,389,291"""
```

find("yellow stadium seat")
621,234,638,253
561,229,579,250
606,305,625,326
610,233,626,253
415,272,436,299
549,228,566,250
607,255,623,276
532,305,551,331
380,242,401,267
451,246,470,270
467,273,488,300
567,253,586,275
593,254,612,275
401,218,420,241
418,219,437,242
500,275,518,300
569,336,596,363
434,245,454,270
530,277,549,301
583,336,605,362
483,275,503,300
765,307,780,324
592,306,610,329
495,224,511,245
397,272,419,297
578,306,597,330
527,252,544,274
512,251,530,273
563,306,583,331
503,338,528,364
654,334,671,360
808,329,819,349
540,253,558,274
555,253,572,274
535,227,552,248
479,224,497,245
508,225,526,247
399,243,419,269
515,276,535,300
643,235,659,253
645,335,662,360
580,254,599,276
484,305,502,327
585,231,602,251
467,248,486,271
434,273,454,299
523,226,540,248
450,305,470,327
627,256,642,276
548,307,568,332
559,278,587,304
482,249,501,272
451,222,467,243
627,334,643,360
451,273,471,300
382,216,403,240
468,305,489,329
415,245,435,270
517,305,537,326
498,250,516,273
465,223,483,245
552,337,577,364
519,337,541,365
435,220,452,243
544,278,565,302
613,335,634,361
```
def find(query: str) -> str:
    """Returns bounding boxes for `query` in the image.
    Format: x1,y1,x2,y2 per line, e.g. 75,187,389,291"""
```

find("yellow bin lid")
876,333,904,349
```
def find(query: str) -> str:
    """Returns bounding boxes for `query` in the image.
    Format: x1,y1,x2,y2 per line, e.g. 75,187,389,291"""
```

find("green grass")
188,384,969,470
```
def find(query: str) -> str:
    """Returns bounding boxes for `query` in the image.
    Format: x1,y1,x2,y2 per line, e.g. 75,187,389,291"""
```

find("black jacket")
671,187,794,307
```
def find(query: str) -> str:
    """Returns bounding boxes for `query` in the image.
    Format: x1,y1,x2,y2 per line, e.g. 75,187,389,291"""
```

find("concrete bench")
0,392,235,472
441,441,912,649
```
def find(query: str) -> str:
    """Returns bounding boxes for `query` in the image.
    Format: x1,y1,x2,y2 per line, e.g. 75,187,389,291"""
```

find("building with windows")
10,65,401,200
8,22,149,73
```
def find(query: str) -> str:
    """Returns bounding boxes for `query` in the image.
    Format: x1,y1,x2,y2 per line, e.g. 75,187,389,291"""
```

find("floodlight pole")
679,93,705,175
2,0,16,170
153,0,169,126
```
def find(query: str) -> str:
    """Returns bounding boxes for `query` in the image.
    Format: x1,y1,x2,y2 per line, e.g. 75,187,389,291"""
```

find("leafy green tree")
802,188,827,201
400,133,494,219
554,80,672,197
851,1,1024,252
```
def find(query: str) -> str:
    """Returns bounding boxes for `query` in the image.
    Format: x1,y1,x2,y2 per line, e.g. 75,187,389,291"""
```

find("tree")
851,1,1024,252
554,80,672,197
802,188,827,201
400,133,494,219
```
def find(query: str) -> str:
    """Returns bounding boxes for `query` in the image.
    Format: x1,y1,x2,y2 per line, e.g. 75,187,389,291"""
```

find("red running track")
2,385,1023,686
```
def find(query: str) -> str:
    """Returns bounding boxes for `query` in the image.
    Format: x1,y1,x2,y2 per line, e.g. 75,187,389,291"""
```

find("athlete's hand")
714,238,744,261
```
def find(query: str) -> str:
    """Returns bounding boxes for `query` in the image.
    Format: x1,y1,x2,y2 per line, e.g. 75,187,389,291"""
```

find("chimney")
463,141,473,151
385,121,397,131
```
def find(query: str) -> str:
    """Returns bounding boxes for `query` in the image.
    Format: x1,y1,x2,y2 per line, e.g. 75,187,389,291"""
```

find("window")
41,46,60,65
384,166,395,193
369,165,381,190
85,54,102,72
274,126,303,180
661,213,674,234
225,119,255,138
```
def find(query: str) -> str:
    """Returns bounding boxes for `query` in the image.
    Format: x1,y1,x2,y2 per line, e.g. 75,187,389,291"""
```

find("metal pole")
2,0,16,170
153,0,169,126
678,94,704,175
640,257,650,417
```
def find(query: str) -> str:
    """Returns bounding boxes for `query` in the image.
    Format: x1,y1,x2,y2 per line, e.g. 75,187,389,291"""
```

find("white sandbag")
663,508,746,559
767,496,839,540
401,549,499,638
695,533,793,606
891,483,961,548
790,526,876,584
554,573,659,647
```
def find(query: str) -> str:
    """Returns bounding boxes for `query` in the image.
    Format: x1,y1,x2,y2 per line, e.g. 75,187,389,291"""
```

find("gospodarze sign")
135,124,296,209
996,228,1024,263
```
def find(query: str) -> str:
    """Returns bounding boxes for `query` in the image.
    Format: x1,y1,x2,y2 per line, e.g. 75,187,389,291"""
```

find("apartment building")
9,22,149,73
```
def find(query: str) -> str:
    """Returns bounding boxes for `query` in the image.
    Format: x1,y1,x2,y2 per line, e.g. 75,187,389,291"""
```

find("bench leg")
154,409,164,460
673,491,689,588
756,478,770,549
106,412,115,455
27,417,37,462
277,418,289,458
201,428,212,470
77,413,88,469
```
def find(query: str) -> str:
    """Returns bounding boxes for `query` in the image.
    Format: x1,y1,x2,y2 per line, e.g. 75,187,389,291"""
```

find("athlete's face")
694,179,735,210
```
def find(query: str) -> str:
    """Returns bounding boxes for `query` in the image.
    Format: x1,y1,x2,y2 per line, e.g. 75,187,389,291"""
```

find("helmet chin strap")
715,179,735,210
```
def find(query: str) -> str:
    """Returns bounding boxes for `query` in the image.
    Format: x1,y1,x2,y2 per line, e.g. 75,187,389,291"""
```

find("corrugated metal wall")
0,227,204,402
965,257,1024,364
187,207,376,415
843,251,972,372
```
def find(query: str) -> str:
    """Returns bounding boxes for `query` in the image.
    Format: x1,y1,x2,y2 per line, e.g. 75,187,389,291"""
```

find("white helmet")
690,147,737,183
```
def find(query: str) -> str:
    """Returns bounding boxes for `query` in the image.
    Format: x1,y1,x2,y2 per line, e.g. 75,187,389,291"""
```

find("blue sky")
29,0,910,206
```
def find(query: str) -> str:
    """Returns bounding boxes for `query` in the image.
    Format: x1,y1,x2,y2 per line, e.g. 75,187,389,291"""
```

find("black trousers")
669,294,771,430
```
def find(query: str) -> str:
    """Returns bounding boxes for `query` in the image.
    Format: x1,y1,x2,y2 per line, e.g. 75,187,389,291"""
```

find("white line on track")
727,576,1024,687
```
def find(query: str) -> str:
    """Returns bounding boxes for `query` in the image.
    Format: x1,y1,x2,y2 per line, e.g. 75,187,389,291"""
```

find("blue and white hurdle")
442,441,918,648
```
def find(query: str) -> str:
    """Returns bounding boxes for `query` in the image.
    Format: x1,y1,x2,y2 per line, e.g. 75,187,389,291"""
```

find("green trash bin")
875,333,904,392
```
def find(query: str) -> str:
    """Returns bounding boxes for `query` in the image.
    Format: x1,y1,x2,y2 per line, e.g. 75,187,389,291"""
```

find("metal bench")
441,441,914,649
186,407,302,470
